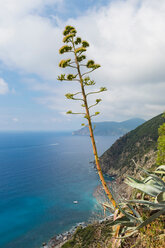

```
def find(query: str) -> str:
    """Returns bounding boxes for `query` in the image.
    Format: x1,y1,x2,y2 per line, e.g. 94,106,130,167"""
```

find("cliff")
99,113,164,179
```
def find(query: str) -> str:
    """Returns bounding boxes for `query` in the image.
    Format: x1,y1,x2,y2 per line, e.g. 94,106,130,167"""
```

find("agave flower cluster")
57,25,107,120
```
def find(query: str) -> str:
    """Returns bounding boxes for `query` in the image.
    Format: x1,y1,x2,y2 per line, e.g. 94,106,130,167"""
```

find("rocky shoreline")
41,215,114,248
46,222,87,248
39,163,134,248
40,183,115,248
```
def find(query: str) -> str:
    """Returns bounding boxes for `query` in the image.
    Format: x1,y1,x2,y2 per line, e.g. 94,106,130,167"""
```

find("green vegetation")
121,215,165,248
157,113,165,165
99,113,165,175
62,223,113,248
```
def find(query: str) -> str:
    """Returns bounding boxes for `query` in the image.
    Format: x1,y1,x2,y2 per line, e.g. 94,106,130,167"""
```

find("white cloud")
0,0,63,79
71,0,165,85
0,0,165,124
65,0,165,120
0,0,63,18
0,78,9,94
12,117,19,122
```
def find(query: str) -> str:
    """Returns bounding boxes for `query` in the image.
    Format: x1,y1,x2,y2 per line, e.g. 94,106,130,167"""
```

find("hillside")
72,118,145,136
99,113,164,178
47,113,165,248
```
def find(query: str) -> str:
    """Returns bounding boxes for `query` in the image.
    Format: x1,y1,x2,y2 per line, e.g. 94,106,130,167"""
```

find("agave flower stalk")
58,25,117,209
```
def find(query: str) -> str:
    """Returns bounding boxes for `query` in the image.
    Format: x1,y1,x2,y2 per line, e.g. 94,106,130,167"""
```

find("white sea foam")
49,143,59,146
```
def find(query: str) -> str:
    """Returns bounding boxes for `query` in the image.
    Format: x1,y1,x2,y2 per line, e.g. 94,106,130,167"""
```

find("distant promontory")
72,118,145,136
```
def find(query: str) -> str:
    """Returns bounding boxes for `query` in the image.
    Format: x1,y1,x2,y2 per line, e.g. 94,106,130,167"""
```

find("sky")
0,0,165,131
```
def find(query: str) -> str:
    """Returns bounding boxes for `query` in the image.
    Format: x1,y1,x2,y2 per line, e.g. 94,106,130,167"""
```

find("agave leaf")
155,192,165,203
101,202,115,212
117,203,139,223
143,177,165,193
126,204,142,222
143,176,162,187
108,216,135,227
135,208,165,230
139,175,145,181
143,176,157,184
154,171,165,175
141,192,145,200
142,169,165,187
108,189,139,223
155,165,165,171
115,230,138,239
125,176,162,197
126,199,165,209
125,176,142,184
154,165,165,175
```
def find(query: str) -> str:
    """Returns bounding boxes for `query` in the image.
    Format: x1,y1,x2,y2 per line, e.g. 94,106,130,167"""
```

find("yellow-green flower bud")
59,59,71,68
66,110,72,114
63,34,74,43
65,93,74,99
75,37,82,45
59,45,72,54
86,60,94,68
95,112,100,116
100,87,107,92
96,99,102,103
57,74,65,81
75,47,86,54
82,40,89,48
66,74,76,80
77,55,86,62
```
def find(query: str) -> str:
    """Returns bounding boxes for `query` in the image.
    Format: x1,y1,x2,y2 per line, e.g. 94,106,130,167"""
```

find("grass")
61,222,113,248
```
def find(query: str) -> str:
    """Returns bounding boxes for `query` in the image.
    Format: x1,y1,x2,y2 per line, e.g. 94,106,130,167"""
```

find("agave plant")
125,166,165,199
104,165,165,241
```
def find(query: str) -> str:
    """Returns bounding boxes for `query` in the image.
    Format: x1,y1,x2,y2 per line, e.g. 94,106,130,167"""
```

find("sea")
0,131,118,248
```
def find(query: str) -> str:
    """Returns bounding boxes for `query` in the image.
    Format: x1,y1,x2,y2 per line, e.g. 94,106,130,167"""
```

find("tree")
157,112,165,165
58,25,117,209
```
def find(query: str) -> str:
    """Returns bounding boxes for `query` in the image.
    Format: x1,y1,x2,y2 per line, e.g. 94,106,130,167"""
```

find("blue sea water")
0,132,118,248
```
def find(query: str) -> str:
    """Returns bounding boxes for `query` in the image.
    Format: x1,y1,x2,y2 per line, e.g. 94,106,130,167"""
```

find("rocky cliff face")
98,113,164,200
99,113,164,178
